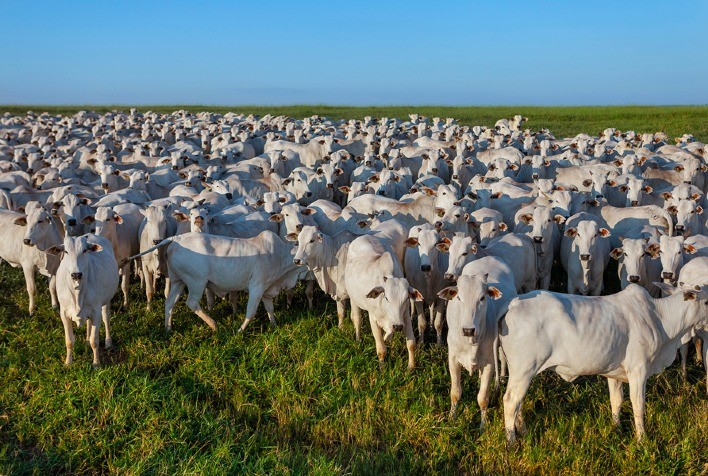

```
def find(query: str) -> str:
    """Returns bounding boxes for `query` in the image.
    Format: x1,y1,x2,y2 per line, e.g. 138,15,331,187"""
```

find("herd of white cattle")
0,110,706,443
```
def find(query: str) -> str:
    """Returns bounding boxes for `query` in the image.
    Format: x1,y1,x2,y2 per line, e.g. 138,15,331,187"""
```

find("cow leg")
404,311,416,370
164,277,170,299
164,280,185,332
238,289,264,332
414,300,426,345
102,304,112,349
89,316,101,368
607,378,624,426
503,373,533,444
49,275,58,310
185,283,216,330
285,289,293,308
695,336,703,363
350,304,363,342
478,364,494,431
229,292,239,317
628,373,648,441
263,298,277,327
449,355,462,420
679,343,689,379
305,279,314,309
60,311,75,366
144,265,154,311
701,335,708,394
22,264,36,316
120,263,130,307
336,299,346,329
369,315,386,367
433,299,444,346
499,347,508,378
205,289,215,311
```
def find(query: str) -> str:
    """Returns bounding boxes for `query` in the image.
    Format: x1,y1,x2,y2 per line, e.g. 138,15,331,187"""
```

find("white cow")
560,213,612,296
49,234,119,367
500,284,708,443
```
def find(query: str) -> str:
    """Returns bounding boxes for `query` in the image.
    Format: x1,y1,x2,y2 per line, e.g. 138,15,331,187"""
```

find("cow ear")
87,243,103,252
437,286,458,301
368,174,380,183
338,186,351,193
618,185,628,193
404,237,419,248
582,179,592,187
278,196,288,203
682,290,698,301
598,228,611,237
674,165,684,172
610,248,623,260
409,287,424,301
613,159,622,167
608,180,617,187
553,214,566,224
268,213,283,223
121,172,131,180
366,286,384,299
13,216,27,226
645,243,660,258
335,168,344,176
421,186,436,196
486,286,503,300
317,233,323,242
178,172,187,179
696,206,703,215
435,207,445,217
256,199,265,207
519,213,533,224
45,245,65,255
301,207,316,216
285,232,298,242
470,244,478,254
666,205,678,215
173,211,189,222
435,241,450,252
316,167,324,175
564,227,578,237
113,214,123,224
81,215,95,224
684,244,697,254
282,178,292,186
498,222,508,231
660,192,672,200
509,163,519,171
643,185,653,193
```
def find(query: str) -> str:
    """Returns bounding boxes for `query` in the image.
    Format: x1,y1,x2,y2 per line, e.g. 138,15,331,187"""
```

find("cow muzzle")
630,200,639,206
628,275,640,283
67,219,77,227
580,254,591,261
444,273,456,281
420,264,431,272
392,324,404,332
533,236,543,243
662,271,674,280
293,258,303,265
532,173,539,179
23,238,33,246
153,239,162,245
326,184,334,189
225,193,233,200
71,272,83,280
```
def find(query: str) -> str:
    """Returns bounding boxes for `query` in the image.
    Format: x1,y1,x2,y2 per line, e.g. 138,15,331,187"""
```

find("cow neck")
653,292,703,342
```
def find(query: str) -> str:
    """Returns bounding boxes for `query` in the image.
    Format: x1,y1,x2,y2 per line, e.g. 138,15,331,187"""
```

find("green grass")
2,105,708,142
1,106,707,474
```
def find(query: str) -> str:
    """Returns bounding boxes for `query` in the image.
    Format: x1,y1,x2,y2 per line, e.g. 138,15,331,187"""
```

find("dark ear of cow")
268,213,283,223
409,287,424,301
13,216,27,226
645,242,660,258
486,286,503,300
366,286,384,299
285,232,298,242
582,179,592,187
610,248,623,260
564,227,578,237
87,243,103,252
81,215,95,224
437,286,458,300
45,245,65,255
301,208,316,216
404,237,418,247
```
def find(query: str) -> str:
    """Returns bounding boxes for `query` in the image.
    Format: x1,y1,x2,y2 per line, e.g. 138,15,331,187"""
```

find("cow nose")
326,183,333,189
431,168,438,173
71,272,83,280
293,258,302,265
434,221,443,229
683,181,692,184
533,236,543,243
595,194,603,199
101,183,109,189
421,264,431,272
172,165,179,170
462,327,476,337
27,168,34,174
675,225,684,232
392,324,404,332
269,168,275,173
532,173,539,179
452,174,459,179
305,192,312,197
225,193,233,200
662,272,674,280
580,254,590,261
629,275,640,283
185,181,192,187
23,238,32,246
67,218,77,227
152,239,161,245
444,273,455,281
630,200,639,206
295,224,304,232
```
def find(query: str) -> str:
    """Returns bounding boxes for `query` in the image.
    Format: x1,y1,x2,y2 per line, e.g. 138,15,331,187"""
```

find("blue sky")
2,1,707,105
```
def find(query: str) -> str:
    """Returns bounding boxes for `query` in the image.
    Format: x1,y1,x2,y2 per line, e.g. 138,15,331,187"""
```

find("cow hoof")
92,363,100,370
105,339,113,350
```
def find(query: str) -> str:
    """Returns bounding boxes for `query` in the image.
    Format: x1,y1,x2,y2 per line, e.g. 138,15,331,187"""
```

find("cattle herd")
0,110,706,444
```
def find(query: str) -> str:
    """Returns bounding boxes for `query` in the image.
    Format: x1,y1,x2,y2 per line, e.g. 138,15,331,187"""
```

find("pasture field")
0,106,707,475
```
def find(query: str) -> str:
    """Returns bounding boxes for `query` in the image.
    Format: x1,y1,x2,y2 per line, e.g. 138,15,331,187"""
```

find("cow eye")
309,239,314,243
480,296,486,301
461,252,468,256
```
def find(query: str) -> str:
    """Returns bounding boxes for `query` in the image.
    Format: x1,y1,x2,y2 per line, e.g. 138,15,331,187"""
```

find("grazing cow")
500,284,708,443
48,234,119,367
345,234,422,369
437,256,517,427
